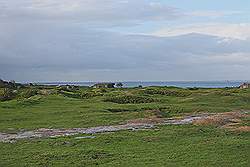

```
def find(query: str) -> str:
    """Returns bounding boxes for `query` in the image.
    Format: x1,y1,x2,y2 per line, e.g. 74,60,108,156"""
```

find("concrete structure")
239,83,250,89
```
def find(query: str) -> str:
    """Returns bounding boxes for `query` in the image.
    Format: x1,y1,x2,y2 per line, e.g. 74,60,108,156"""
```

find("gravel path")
0,111,248,143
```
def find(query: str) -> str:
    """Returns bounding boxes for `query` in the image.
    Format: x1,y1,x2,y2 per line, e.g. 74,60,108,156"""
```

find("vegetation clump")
104,95,157,104
59,90,81,99
79,91,104,99
0,88,16,101
0,84,250,166
58,89,105,99
106,108,132,112
0,79,23,89
143,88,191,97
20,89,38,98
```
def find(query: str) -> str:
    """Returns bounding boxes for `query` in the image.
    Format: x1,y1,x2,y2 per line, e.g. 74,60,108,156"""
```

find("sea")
39,81,247,88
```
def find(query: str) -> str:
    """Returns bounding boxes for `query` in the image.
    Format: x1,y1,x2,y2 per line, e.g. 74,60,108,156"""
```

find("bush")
58,90,104,99
104,95,157,104
38,89,57,96
106,108,131,112
59,90,81,99
143,88,191,97
188,87,199,90
80,91,103,99
20,89,38,98
215,91,232,96
0,88,16,101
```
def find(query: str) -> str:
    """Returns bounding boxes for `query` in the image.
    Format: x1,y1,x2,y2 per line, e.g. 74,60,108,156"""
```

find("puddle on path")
0,111,248,143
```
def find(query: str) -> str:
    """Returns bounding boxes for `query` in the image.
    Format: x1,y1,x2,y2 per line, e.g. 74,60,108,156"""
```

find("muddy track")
0,111,249,143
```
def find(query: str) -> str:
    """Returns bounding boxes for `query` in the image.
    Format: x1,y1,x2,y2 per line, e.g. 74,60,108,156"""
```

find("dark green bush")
80,91,103,99
215,91,232,96
59,90,103,99
38,89,57,95
20,89,38,98
143,88,191,97
59,90,81,99
106,108,131,112
0,88,16,101
188,87,199,90
104,95,157,104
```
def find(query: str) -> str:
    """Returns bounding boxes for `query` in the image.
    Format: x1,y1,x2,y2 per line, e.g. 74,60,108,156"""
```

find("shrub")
104,95,157,104
80,91,103,99
59,90,103,99
143,88,191,97
20,89,38,98
38,89,57,96
106,108,131,112
59,90,81,99
188,87,199,90
216,91,232,96
0,88,16,101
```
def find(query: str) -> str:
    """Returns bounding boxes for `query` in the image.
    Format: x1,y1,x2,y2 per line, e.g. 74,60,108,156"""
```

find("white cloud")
188,10,244,18
185,52,250,66
0,0,180,25
1,23,250,81
152,23,250,40
1,1,250,81
207,53,250,65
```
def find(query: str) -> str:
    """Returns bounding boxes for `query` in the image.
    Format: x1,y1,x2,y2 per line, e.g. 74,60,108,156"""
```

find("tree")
116,82,123,88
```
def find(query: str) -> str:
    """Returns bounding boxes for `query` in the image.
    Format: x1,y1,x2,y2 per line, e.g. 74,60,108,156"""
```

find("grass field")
0,86,249,166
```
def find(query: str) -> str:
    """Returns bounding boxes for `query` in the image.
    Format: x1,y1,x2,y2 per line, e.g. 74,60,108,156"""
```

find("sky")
0,0,250,82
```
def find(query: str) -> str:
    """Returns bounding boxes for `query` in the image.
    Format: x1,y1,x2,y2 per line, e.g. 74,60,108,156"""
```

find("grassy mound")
104,95,157,104
143,88,191,97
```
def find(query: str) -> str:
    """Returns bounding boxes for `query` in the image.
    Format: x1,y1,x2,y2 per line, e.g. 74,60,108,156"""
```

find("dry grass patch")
233,126,250,132
126,109,166,124
193,111,250,132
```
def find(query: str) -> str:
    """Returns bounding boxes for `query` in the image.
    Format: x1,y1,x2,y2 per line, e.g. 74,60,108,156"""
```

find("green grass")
0,125,249,167
0,86,250,166
0,87,249,132
0,95,152,132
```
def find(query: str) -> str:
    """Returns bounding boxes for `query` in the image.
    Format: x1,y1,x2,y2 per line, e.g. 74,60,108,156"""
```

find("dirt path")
0,111,249,143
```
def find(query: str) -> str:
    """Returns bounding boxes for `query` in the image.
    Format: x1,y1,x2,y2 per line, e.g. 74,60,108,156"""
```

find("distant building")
239,83,250,89
92,83,115,88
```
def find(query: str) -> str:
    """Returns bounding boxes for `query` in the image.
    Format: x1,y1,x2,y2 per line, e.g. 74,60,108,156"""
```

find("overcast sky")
1,0,250,82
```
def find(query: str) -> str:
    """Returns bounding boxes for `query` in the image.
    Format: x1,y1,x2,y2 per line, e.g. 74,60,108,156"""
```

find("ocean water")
40,81,245,88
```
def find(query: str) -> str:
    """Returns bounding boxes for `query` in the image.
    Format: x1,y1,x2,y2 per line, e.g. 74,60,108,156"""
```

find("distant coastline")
35,81,247,88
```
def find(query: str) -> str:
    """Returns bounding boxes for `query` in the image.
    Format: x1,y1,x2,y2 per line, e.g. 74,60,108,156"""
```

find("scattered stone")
0,111,248,143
